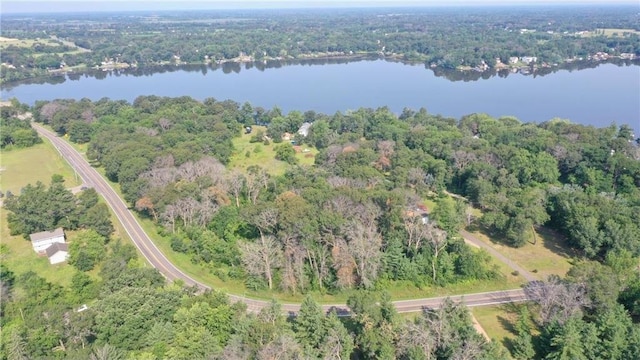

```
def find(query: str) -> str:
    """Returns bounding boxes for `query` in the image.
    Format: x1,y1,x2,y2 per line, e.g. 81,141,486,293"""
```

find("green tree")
431,196,464,236
294,295,325,352
544,316,590,360
274,143,298,165
80,203,114,239
69,229,107,271
511,307,535,360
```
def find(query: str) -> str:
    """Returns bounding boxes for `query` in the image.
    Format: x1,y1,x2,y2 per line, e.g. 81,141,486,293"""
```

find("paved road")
34,124,528,314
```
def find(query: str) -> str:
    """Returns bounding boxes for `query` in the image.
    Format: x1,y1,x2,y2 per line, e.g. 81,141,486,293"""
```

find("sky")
2,0,638,14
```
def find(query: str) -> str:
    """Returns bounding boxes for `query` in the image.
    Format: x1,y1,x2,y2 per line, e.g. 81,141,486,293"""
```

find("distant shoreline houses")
29,227,69,265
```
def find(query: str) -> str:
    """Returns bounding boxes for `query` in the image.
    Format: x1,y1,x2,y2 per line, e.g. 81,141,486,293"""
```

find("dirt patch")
471,314,491,341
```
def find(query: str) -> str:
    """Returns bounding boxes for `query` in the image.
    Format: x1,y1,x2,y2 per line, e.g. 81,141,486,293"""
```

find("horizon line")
2,1,639,15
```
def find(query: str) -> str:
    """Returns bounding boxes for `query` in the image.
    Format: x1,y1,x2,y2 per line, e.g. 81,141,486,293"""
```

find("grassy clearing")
0,140,129,286
471,303,523,346
468,225,574,279
0,37,62,49
581,28,640,38
0,142,82,194
0,208,78,287
228,126,318,176
0,142,82,287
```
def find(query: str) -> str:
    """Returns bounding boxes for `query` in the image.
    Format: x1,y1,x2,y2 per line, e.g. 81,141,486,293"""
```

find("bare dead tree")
326,176,366,189
451,338,485,360
321,327,352,360
135,127,158,137
218,336,251,360
239,235,282,290
344,220,382,289
524,276,590,325
226,170,245,207
280,234,307,294
324,145,344,167
253,208,279,239
179,198,200,227
426,223,448,283
407,167,426,189
157,118,173,132
377,140,396,159
305,239,330,291
452,150,478,171
396,322,436,360
161,204,178,233
402,212,430,254
195,200,219,227
245,169,269,205
38,101,66,124
140,167,177,188
331,238,357,289
153,154,175,169
256,334,303,360
81,109,95,124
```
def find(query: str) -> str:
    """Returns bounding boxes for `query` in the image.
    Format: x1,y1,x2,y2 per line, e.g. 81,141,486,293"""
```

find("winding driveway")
34,123,528,314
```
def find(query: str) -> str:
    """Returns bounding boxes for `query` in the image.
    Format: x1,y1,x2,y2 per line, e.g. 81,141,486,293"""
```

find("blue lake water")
2,59,639,133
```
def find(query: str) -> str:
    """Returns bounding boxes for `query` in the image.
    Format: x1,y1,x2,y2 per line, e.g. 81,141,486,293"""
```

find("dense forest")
1,5,639,83
1,97,639,358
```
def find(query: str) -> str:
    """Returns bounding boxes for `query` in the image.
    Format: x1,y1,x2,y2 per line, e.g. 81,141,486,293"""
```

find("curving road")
34,123,528,314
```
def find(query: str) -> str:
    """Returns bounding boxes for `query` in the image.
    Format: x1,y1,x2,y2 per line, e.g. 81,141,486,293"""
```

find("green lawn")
0,141,83,287
228,126,318,176
0,208,78,287
471,303,523,352
0,139,133,286
0,142,81,194
468,225,574,279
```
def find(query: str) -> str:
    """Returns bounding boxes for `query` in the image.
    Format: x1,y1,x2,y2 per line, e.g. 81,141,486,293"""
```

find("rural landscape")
1,1,639,359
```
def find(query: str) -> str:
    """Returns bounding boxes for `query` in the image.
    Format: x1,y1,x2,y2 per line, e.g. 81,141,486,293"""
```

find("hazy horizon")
2,0,639,14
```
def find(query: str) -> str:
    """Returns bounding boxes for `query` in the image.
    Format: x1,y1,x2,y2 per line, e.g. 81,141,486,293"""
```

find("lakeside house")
30,228,66,254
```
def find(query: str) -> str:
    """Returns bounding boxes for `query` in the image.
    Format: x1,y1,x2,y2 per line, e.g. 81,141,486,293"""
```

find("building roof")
297,122,312,137
30,228,65,243
45,242,68,258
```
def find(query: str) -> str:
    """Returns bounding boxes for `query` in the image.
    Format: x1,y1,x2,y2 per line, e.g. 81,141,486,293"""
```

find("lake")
2,59,639,133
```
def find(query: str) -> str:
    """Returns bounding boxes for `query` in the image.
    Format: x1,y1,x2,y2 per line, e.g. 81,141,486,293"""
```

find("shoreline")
1,53,639,90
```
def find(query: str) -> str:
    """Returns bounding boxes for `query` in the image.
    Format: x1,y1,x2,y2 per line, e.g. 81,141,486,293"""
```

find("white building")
297,122,312,137
30,228,66,254
45,242,69,265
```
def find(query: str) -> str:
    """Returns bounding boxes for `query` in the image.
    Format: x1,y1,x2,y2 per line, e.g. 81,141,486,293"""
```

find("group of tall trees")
0,101,40,149
4,176,113,241
3,94,639,358
2,243,636,359
2,5,639,83
24,96,640,296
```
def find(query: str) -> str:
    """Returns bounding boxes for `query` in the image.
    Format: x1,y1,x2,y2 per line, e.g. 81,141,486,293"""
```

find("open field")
468,225,574,279
228,125,318,176
581,28,640,38
0,36,61,49
1,141,82,287
0,207,79,287
1,141,82,195
0,139,130,286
